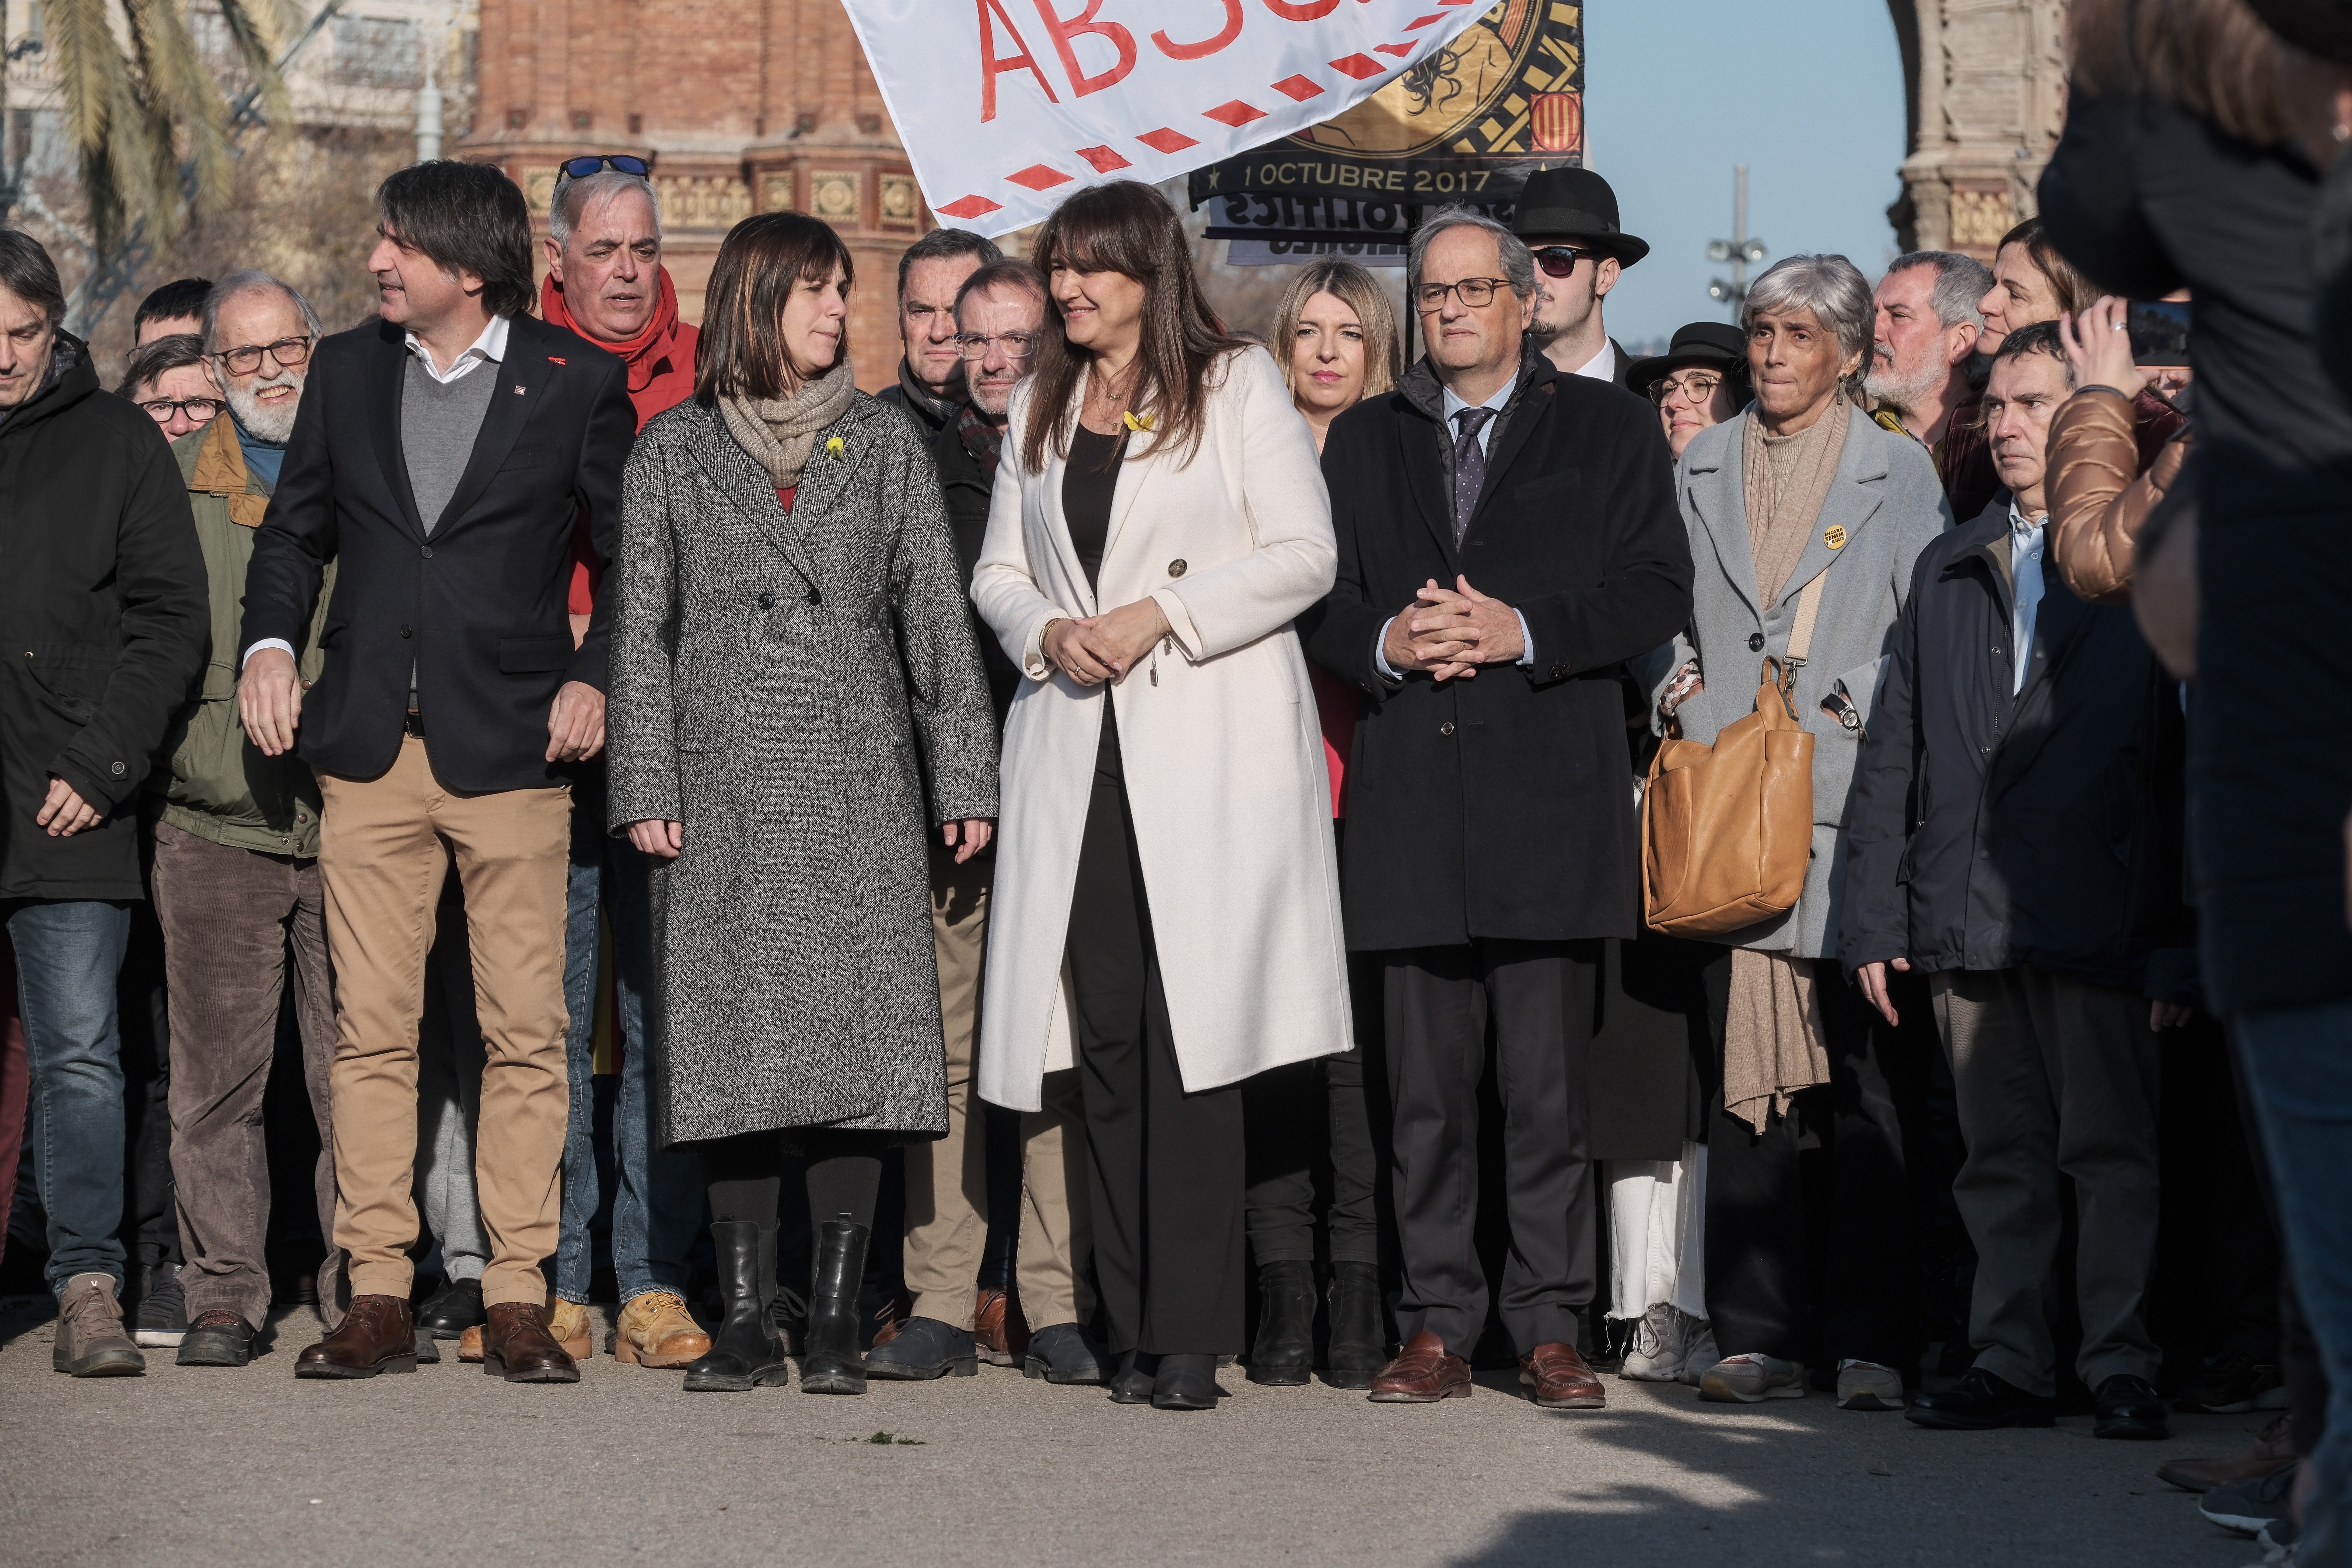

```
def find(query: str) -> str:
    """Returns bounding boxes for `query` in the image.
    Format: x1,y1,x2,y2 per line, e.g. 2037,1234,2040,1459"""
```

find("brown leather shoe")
460,1297,592,1363
295,1294,418,1379
1520,1342,1606,1409
974,1284,1032,1367
1368,1330,1473,1403
2158,1414,2296,1493
480,1300,581,1383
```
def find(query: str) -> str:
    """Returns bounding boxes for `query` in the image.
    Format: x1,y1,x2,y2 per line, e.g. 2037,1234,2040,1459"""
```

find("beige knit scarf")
1722,398,1851,1134
718,358,857,490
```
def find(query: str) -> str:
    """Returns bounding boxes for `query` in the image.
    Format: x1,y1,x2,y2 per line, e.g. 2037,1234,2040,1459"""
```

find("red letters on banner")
1032,0,1138,96
1261,0,1342,19
1150,0,1243,60
977,0,1059,121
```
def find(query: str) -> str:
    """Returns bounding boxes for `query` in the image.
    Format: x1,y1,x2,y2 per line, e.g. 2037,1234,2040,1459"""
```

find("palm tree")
4,0,301,253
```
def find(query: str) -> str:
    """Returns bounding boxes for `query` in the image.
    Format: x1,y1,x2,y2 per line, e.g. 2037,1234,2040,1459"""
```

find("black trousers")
1702,951,1923,1370
1067,709,1245,1356
1384,939,1598,1357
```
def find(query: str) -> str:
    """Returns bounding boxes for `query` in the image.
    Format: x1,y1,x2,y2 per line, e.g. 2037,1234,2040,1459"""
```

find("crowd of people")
2,0,2350,1556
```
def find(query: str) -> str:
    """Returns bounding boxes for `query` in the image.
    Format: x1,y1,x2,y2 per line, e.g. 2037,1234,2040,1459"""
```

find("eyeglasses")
955,332,1036,361
557,154,650,183
1531,245,1603,278
137,396,224,425
216,336,314,376
1413,277,1511,313
1647,371,1727,407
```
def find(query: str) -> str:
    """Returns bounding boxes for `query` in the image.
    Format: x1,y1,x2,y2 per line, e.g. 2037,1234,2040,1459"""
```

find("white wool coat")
971,346,1353,1112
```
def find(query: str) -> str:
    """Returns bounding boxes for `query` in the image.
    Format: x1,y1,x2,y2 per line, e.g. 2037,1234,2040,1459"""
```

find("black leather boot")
683,1221,789,1392
1152,1351,1223,1411
1109,1348,1157,1404
1248,1260,1316,1386
1325,1260,1388,1391
799,1214,871,1395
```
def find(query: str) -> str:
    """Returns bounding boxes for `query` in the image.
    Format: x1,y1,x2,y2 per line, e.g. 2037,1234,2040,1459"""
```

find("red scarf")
539,266,698,429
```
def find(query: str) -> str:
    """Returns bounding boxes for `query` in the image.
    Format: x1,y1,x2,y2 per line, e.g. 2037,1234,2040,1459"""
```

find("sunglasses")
556,154,650,184
1531,245,1604,278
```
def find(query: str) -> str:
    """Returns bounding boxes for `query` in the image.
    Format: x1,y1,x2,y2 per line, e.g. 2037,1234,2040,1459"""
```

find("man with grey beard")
1864,250,1992,462
151,269,345,1369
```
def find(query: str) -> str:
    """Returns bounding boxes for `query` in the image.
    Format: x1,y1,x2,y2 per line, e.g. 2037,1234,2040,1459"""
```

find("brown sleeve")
2048,388,2166,605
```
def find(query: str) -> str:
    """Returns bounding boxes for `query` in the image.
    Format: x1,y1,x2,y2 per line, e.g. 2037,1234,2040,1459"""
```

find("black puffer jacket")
1840,495,2192,992
0,333,209,900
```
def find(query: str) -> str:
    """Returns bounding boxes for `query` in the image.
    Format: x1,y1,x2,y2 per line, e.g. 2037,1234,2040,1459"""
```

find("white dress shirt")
1569,340,1618,383
244,315,512,669
2009,502,2048,696
1374,377,1535,677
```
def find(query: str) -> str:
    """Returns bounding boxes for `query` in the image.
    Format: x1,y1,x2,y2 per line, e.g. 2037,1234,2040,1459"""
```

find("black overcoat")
240,315,636,793
1301,349,1693,950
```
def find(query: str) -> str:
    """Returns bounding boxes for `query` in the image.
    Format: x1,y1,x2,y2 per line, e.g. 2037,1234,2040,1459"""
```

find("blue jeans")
553,818,701,1304
2239,999,2352,1568
7,900,132,1298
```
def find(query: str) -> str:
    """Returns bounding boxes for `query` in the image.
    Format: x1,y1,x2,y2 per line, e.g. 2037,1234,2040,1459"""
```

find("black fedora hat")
1624,321,1748,397
1510,167,1649,266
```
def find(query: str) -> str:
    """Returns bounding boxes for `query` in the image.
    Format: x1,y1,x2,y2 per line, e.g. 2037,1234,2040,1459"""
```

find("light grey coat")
1636,402,1951,959
606,392,1000,1147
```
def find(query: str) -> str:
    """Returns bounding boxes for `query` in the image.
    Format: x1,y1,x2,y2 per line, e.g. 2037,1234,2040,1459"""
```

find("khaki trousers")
901,840,1092,1330
1933,964,2162,1397
316,737,572,1307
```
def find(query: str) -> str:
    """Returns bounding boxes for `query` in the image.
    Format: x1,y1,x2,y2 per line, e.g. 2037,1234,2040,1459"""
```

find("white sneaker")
1620,1304,1695,1382
1836,1358,1904,1410
1699,1352,1807,1402
1678,1327,1718,1387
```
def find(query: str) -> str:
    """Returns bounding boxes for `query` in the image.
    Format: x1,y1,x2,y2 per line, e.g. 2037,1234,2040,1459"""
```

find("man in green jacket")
153,270,339,1369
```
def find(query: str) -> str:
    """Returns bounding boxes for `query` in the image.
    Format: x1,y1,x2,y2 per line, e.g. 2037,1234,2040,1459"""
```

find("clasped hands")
1041,597,1171,687
1382,576,1524,681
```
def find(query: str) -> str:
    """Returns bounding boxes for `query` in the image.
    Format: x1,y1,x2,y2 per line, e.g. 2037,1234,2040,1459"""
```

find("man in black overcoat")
1302,207,1693,1409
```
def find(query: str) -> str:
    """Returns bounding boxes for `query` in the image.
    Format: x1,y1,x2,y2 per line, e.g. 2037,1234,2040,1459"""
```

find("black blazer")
1301,349,1694,950
240,315,636,793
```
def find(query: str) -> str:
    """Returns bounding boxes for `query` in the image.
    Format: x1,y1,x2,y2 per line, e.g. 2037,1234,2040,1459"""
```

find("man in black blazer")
1303,207,1693,1410
237,160,635,1382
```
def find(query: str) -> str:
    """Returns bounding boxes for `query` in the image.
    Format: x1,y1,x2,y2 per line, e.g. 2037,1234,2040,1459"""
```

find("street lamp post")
1706,163,1768,314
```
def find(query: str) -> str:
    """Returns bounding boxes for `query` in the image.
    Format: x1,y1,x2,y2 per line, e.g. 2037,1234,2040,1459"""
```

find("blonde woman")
1238,259,1402,1388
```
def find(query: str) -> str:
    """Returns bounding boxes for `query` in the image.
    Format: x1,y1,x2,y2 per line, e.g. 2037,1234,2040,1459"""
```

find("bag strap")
1783,569,1829,669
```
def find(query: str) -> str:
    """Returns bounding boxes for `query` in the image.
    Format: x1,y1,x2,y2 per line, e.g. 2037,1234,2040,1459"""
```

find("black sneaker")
415,1276,485,1338
2175,1352,2287,1414
864,1316,980,1380
1904,1367,2057,1430
134,1262,187,1347
177,1309,256,1367
2093,1373,2170,1440
2200,1463,2298,1536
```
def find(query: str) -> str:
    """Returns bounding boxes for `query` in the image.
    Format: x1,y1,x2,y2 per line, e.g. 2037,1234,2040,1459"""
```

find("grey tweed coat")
606,390,999,1148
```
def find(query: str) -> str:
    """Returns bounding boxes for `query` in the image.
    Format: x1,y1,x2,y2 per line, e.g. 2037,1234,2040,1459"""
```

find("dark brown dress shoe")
294,1294,418,1379
1521,1342,1606,1409
1368,1330,1472,1403
481,1301,581,1383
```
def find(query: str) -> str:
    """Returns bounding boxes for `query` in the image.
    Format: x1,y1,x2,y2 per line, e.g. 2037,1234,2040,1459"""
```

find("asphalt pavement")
0,1297,2277,1567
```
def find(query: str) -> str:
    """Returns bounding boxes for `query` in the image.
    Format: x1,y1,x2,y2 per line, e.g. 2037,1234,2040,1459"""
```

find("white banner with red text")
838,0,1492,238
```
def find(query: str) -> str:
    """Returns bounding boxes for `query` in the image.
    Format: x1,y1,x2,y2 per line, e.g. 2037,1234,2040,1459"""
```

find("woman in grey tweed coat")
605,213,998,1396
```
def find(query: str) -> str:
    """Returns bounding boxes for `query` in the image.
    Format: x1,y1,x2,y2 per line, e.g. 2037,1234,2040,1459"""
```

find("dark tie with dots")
1451,406,1495,546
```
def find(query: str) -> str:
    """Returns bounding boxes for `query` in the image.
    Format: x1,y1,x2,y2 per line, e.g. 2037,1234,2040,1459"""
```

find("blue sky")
1583,0,1910,349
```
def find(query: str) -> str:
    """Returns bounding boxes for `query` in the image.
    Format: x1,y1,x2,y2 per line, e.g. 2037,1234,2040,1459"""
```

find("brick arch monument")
1886,0,2070,259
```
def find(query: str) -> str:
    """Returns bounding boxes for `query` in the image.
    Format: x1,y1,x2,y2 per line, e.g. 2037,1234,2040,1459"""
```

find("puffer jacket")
152,418,333,856
2046,386,2193,604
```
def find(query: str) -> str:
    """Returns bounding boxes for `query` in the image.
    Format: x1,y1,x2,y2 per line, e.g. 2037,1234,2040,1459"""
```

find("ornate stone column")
1890,0,2070,260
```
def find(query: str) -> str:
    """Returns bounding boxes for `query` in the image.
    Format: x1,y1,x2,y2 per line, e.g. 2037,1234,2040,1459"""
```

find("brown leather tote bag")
1641,576,1823,936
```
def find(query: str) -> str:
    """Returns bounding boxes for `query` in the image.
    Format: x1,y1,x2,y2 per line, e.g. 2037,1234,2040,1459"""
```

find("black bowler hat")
1624,321,1749,397
1510,167,1649,267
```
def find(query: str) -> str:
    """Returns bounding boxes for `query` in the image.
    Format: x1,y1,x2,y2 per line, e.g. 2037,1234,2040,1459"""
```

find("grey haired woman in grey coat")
606,212,998,1398
1637,253,1951,1408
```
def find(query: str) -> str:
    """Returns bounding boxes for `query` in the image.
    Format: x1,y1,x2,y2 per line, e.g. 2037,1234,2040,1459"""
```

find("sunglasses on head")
1531,245,1604,278
557,154,650,183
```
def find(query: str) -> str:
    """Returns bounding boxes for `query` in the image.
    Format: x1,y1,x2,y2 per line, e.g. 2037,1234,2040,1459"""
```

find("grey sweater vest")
400,351,500,534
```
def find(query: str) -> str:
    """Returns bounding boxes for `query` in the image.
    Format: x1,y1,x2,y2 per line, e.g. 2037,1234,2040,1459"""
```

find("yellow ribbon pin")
1121,410,1153,432
1824,524,1847,549
826,436,845,458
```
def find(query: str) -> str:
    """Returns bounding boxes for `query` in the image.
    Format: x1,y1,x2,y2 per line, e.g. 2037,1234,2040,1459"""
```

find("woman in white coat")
972,180,1352,1412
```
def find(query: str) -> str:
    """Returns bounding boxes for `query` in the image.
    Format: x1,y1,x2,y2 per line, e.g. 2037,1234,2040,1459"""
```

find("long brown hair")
1995,216,2093,319
2066,0,2293,145
1020,180,1243,474
1268,258,1402,406
695,211,855,404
